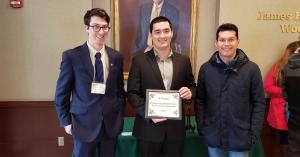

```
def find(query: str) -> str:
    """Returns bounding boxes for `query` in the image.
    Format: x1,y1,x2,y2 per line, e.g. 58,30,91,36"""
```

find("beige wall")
219,0,300,78
196,0,219,76
1,0,299,100
0,0,91,100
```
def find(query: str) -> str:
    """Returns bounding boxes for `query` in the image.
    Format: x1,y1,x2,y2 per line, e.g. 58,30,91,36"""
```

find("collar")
216,53,237,66
216,53,238,72
87,41,105,56
154,0,164,9
153,48,173,61
215,54,223,64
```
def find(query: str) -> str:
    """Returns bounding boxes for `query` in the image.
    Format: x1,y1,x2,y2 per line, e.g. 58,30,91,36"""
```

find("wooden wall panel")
0,99,278,157
0,101,193,156
0,102,73,157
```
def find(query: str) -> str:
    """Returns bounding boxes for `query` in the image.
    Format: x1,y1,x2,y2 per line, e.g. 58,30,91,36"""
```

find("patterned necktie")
95,52,104,83
147,4,159,46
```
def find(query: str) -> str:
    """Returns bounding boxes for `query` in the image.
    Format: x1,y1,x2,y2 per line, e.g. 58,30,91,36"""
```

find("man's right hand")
64,124,72,135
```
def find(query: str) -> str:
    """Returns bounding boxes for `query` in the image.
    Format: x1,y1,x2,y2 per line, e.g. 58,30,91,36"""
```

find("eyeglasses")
89,25,110,32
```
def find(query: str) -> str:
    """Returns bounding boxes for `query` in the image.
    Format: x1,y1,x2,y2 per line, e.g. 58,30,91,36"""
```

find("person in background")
195,23,265,157
127,16,195,157
54,8,125,157
281,40,300,157
264,43,294,157
133,0,179,53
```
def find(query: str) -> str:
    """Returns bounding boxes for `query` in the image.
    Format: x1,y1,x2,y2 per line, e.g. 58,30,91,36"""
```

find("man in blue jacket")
195,23,265,157
54,8,125,157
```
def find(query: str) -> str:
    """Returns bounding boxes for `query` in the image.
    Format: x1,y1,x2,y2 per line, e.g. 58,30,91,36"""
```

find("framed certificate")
145,89,182,120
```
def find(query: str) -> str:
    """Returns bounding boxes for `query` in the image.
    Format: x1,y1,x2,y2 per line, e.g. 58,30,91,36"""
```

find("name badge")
91,83,106,94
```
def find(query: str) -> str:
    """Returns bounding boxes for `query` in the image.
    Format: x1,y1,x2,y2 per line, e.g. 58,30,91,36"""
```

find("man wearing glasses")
54,8,125,157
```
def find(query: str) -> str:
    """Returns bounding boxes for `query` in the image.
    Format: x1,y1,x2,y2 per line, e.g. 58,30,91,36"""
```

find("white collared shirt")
87,41,109,83
154,49,173,90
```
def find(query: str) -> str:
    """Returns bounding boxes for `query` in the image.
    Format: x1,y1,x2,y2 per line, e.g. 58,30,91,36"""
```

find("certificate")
145,89,182,120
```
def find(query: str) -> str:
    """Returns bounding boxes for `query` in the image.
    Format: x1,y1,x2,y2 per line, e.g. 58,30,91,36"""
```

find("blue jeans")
208,146,249,157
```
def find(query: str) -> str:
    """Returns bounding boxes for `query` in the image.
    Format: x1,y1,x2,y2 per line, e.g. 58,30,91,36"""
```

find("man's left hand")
179,87,192,100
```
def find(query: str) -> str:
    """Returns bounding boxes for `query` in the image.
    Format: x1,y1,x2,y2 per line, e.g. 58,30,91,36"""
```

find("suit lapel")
145,3,153,23
170,53,179,90
160,1,169,17
79,43,94,79
146,50,165,89
105,46,114,86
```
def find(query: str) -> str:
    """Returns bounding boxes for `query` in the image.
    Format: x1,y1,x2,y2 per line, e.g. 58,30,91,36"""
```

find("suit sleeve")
117,54,126,109
127,57,146,118
250,64,265,143
170,7,179,43
184,57,196,104
195,66,206,132
54,51,73,127
133,4,147,53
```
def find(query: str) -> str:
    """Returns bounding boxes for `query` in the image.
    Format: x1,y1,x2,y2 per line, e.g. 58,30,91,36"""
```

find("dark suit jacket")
127,49,196,142
55,42,126,142
133,1,179,53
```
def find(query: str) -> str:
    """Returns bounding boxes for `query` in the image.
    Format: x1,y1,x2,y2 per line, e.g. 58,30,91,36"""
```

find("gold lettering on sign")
257,11,293,21
291,26,300,33
295,12,300,20
258,11,300,33
281,24,290,33
281,24,300,33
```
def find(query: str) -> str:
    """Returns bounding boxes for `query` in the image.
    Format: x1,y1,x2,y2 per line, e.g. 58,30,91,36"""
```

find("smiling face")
215,30,240,62
151,21,173,51
86,16,109,50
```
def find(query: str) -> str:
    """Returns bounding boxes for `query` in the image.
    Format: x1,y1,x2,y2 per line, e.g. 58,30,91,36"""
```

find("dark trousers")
137,139,184,157
288,120,300,157
73,124,117,157
278,130,288,144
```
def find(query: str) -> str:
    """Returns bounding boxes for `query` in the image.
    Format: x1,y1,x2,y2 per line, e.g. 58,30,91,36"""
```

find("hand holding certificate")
145,89,182,120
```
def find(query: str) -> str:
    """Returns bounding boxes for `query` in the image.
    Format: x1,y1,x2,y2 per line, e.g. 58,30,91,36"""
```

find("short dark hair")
84,8,110,26
216,23,239,40
150,16,173,33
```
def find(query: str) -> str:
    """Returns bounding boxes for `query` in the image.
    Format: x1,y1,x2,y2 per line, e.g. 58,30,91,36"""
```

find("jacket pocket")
70,106,88,115
201,116,220,146
229,116,251,149
204,116,216,125
232,116,250,129
201,116,217,133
